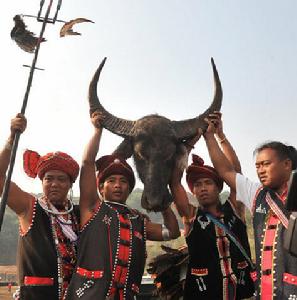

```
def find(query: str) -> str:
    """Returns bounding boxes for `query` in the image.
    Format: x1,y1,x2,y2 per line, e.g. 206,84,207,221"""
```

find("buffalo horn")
88,57,136,137
172,58,223,140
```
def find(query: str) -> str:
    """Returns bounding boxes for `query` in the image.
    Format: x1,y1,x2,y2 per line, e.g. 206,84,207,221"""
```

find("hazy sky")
0,0,296,196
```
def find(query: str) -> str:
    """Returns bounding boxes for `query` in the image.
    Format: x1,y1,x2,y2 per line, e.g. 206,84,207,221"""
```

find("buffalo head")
89,57,222,212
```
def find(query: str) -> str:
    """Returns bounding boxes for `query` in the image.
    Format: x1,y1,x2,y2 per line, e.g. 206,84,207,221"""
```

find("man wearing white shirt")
203,116,297,300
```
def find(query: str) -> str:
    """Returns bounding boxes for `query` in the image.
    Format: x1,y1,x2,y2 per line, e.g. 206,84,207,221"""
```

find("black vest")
184,201,254,300
253,188,297,299
18,199,79,300
65,201,146,300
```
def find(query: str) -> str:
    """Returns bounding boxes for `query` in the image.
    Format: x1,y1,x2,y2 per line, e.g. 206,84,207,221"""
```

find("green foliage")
0,208,18,265
127,188,164,223
0,189,255,266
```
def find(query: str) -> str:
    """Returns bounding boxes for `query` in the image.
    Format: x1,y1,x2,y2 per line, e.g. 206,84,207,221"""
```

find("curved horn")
172,58,223,140
89,57,136,137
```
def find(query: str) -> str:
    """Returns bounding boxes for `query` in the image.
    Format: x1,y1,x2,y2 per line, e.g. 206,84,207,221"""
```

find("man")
0,113,80,300
65,111,180,300
170,113,254,300
175,112,246,226
203,115,297,299
8,282,12,293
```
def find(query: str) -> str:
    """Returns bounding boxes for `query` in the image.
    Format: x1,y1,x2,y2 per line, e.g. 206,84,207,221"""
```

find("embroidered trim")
106,205,125,298
123,216,133,299
206,213,254,269
191,268,208,276
76,267,104,279
131,283,140,294
103,202,145,298
80,201,102,232
215,224,237,300
75,279,95,298
260,211,279,298
19,196,37,237
24,276,54,286
265,192,288,228
111,214,131,299
284,273,297,286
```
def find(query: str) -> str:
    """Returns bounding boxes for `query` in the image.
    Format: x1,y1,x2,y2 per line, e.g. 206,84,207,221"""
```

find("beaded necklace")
40,197,78,300
50,214,78,299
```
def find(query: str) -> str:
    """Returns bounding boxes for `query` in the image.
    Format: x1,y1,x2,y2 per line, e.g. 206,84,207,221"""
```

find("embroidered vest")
65,201,146,300
18,199,79,300
184,201,254,300
253,188,297,299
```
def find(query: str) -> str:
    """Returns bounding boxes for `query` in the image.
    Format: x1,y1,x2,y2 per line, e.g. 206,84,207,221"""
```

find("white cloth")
236,173,261,212
38,198,78,242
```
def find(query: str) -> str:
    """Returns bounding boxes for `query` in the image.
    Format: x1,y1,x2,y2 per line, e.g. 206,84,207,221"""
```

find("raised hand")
91,110,105,129
10,113,27,138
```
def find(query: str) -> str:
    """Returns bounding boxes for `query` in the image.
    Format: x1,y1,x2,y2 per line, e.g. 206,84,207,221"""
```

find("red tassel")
192,154,204,166
23,149,40,178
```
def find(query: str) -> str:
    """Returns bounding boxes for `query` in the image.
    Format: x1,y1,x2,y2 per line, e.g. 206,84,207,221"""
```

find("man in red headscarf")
65,111,180,300
0,113,80,300
170,112,254,300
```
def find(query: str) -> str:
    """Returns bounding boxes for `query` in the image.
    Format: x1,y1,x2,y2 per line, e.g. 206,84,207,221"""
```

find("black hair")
254,141,297,170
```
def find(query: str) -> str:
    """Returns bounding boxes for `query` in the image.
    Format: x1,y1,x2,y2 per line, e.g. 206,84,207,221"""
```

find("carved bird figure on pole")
10,15,46,53
60,17,94,37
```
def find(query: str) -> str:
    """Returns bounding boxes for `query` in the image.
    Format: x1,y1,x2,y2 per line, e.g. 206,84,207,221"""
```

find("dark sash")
206,213,254,269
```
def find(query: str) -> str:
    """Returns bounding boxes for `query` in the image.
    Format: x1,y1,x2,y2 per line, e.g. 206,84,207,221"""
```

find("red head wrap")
186,154,224,193
95,155,135,192
23,150,79,183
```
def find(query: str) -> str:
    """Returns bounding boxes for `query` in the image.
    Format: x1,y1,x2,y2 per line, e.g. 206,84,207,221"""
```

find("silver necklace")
39,198,74,215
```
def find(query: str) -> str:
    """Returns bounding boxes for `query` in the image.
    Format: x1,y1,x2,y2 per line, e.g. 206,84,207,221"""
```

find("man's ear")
284,158,293,171
99,183,104,197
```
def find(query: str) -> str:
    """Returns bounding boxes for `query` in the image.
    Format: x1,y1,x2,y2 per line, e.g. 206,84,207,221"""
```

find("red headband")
23,150,79,183
186,154,224,192
96,155,135,192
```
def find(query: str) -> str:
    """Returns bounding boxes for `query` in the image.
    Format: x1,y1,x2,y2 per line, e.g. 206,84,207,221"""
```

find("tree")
0,208,18,265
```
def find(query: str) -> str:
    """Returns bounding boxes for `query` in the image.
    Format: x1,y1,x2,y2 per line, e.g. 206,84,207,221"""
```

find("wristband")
217,136,227,143
4,139,13,151
162,224,171,241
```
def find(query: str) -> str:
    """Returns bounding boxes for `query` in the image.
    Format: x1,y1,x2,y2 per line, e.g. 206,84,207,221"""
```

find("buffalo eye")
134,142,148,160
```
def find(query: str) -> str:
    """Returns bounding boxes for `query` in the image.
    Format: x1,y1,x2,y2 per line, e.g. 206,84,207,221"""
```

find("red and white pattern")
259,188,287,299
215,220,237,300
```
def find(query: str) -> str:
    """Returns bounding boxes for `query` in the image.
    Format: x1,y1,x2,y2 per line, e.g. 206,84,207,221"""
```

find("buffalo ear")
112,138,133,159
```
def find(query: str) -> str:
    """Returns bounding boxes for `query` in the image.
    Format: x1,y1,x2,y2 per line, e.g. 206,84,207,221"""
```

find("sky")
0,0,296,196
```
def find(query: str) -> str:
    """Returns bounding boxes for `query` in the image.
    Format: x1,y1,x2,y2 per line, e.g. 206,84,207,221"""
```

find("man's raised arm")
0,114,32,218
79,111,103,225
203,116,237,191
